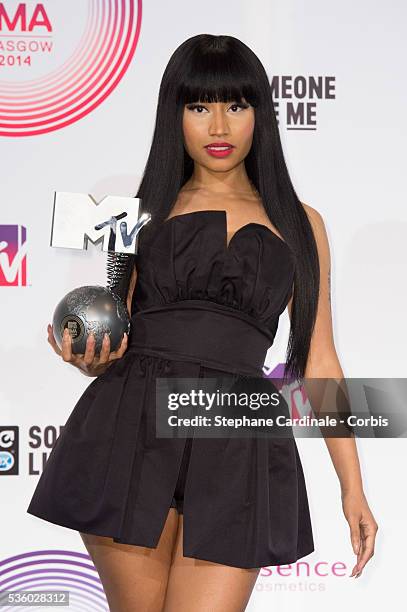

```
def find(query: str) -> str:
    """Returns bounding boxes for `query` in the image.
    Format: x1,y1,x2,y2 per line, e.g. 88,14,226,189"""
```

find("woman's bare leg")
163,514,260,612
79,507,179,612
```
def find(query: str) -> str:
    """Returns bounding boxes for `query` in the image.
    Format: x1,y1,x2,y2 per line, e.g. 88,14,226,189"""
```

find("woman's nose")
209,111,229,136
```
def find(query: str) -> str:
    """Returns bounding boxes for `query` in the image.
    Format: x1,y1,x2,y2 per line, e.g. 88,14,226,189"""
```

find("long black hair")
135,33,320,383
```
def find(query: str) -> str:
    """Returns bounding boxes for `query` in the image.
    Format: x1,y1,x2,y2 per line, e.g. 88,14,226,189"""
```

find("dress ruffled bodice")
131,210,296,337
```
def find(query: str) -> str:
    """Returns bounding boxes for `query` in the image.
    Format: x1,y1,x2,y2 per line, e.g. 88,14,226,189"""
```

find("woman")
27,34,378,611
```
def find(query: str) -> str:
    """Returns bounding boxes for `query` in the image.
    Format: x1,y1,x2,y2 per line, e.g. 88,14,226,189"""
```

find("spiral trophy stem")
105,209,151,303
106,252,136,303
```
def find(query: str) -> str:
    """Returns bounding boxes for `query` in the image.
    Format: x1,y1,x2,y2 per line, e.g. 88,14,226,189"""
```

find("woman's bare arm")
287,202,378,578
288,203,362,493
126,263,138,316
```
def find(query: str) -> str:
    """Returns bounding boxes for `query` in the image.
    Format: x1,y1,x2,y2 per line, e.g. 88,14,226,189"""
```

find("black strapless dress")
27,210,315,570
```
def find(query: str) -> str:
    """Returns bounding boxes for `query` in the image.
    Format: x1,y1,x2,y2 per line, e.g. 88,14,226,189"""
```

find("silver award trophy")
50,192,151,354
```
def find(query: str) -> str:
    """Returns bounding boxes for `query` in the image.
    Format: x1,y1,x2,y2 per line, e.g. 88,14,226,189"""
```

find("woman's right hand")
47,323,128,377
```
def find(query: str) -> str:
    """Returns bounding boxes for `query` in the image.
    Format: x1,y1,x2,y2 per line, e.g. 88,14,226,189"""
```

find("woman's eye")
187,104,207,113
229,103,248,112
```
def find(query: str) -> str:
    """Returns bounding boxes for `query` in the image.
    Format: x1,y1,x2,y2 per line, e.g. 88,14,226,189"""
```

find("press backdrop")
1,1,405,610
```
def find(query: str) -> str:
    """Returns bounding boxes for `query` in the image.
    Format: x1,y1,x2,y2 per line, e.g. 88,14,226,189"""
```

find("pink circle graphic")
0,0,142,137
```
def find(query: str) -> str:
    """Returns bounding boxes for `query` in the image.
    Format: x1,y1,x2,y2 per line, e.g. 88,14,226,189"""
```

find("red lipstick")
204,142,235,158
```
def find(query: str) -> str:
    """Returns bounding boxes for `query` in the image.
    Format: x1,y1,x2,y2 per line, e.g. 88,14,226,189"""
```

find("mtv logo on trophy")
50,192,151,354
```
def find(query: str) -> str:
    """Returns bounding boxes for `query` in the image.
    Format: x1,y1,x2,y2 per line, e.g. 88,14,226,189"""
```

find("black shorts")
169,437,193,513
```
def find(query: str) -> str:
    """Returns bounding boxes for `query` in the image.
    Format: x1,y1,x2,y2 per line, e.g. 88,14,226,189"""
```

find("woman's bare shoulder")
301,201,328,240
301,201,322,222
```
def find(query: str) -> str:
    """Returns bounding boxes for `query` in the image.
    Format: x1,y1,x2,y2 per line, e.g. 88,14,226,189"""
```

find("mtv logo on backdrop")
50,192,150,254
0,225,28,286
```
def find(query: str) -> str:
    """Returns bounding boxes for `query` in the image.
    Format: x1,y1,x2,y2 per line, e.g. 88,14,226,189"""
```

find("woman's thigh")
163,515,261,612
79,507,180,612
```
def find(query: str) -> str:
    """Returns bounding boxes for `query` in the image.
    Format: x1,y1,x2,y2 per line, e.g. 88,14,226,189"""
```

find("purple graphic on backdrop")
0,550,109,611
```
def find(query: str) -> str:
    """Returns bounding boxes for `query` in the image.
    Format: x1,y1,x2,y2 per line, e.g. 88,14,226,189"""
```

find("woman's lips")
204,145,235,158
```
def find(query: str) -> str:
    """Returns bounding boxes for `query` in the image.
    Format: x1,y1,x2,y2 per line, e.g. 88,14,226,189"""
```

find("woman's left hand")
341,489,379,578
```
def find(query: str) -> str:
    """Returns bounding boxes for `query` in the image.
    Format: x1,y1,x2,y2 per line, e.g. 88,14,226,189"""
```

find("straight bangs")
175,47,260,108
